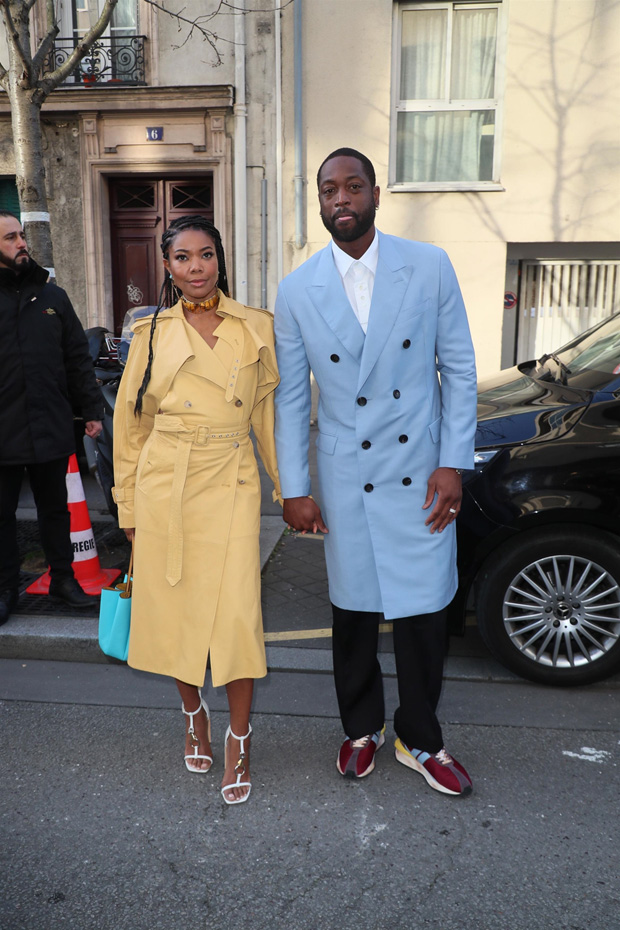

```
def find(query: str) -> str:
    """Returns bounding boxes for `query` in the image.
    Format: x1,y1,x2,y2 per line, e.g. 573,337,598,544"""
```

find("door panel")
113,235,158,325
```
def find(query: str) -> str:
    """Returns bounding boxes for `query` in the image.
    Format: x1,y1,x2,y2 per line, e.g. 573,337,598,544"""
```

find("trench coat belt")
152,415,251,586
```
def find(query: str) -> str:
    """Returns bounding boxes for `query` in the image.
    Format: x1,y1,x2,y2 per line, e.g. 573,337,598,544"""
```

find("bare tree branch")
37,0,119,97
31,0,59,79
144,0,228,62
143,0,294,60
0,0,33,84
221,0,294,11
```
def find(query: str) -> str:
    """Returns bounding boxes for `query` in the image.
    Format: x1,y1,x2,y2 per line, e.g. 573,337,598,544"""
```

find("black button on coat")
0,262,104,464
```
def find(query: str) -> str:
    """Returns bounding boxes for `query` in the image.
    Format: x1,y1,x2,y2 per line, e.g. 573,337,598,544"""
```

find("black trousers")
332,603,447,754
0,458,72,590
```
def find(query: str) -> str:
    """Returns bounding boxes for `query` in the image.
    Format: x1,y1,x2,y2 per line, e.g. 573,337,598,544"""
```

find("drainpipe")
261,176,268,308
234,0,248,303
294,0,305,249
275,1,283,284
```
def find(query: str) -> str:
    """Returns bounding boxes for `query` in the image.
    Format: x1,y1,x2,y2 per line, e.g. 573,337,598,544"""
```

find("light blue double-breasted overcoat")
274,231,477,619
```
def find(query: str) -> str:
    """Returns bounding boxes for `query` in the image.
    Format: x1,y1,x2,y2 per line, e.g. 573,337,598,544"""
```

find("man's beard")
0,249,31,273
320,202,376,243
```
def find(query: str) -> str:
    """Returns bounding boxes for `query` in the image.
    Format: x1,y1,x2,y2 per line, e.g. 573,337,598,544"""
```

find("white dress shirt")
331,232,379,334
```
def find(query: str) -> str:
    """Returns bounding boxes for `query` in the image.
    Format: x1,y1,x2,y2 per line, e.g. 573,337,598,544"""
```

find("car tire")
476,528,620,686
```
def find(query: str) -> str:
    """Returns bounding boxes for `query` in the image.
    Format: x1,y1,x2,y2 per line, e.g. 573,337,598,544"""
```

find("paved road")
3,439,619,929
1,659,619,930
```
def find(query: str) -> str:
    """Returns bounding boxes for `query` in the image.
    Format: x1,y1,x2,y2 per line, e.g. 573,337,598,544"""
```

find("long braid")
133,215,228,416
133,279,166,416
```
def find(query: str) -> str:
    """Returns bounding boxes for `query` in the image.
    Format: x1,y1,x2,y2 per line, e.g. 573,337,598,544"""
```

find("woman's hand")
124,528,135,542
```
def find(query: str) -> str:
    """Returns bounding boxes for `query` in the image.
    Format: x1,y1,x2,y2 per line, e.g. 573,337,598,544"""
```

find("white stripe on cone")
71,527,98,562
66,470,85,504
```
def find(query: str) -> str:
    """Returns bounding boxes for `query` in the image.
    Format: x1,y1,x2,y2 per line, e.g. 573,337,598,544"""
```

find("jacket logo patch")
43,308,56,315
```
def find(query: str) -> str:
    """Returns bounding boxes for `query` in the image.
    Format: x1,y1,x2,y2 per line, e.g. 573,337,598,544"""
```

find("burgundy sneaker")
337,727,385,778
394,740,472,796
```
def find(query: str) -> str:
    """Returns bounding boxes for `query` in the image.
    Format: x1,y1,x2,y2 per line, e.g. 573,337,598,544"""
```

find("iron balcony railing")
52,35,146,86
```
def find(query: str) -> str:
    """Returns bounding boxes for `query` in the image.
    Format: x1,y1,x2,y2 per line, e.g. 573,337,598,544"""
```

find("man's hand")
85,420,103,439
422,467,462,534
283,496,329,535
124,528,135,542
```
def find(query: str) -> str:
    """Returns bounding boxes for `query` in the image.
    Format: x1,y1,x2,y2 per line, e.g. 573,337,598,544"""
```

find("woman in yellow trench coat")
112,216,281,804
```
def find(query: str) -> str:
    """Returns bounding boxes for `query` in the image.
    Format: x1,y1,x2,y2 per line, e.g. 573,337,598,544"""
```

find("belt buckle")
196,426,209,445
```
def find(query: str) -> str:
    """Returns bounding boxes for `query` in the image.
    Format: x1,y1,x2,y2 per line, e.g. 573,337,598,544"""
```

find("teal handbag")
98,543,133,661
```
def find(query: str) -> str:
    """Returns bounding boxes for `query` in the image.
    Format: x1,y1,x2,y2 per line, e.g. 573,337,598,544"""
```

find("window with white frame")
55,0,138,38
53,0,142,83
390,1,503,189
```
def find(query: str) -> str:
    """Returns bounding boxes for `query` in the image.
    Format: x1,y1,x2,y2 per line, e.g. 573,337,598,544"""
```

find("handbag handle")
121,541,134,599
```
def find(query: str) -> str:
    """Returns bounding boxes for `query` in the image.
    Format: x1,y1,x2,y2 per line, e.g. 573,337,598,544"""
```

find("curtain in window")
400,9,446,99
397,7,498,183
71,0,137,35
451,8,497,99
111,0,138,37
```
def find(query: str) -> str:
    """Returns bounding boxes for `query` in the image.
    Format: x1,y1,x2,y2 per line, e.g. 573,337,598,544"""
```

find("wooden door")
109,176,214,333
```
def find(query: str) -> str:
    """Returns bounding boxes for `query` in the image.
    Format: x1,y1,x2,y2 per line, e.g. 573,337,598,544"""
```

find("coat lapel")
358,233,412,390
134,304,197,399
307,247,365,363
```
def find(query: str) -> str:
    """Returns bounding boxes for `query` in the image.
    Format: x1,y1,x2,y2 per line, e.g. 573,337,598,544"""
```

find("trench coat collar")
216,292,279,403
132,298,235,395
132,293,277,403
307,246,366,363
358,231,413,390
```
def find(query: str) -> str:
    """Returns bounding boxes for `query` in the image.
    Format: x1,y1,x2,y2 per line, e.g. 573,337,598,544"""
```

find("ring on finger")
449,508,457,514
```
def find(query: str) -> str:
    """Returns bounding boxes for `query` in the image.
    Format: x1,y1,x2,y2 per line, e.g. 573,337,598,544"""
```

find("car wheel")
476,528,620,685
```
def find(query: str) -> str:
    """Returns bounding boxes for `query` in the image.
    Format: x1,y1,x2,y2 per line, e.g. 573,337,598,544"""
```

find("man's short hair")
0,210,20,221
316,148,376,189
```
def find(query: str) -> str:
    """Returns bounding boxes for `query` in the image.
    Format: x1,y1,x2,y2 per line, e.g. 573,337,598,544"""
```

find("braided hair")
134,215,229,415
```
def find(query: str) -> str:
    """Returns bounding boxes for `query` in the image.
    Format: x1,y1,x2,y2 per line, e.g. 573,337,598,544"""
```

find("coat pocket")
316,431,338,455
396,296,431,324
428,416,442,444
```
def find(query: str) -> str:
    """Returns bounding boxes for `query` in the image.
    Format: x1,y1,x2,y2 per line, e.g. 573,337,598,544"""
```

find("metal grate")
50,35,146,86
517,260,620,362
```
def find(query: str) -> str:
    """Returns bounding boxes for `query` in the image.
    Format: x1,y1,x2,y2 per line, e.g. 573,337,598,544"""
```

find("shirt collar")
331,229,379,279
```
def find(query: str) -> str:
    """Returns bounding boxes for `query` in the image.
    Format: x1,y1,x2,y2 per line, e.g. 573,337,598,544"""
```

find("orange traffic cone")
26,454,122,596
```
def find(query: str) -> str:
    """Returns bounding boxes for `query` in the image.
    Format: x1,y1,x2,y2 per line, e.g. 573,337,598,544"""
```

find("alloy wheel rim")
503,554,620,668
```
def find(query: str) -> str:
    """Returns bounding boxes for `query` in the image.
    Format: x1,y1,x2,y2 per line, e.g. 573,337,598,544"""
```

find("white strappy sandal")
221,724,252,804
182,691,213,773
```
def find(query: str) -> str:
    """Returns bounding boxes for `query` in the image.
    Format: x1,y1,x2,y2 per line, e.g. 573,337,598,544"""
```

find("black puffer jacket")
0,261,104,464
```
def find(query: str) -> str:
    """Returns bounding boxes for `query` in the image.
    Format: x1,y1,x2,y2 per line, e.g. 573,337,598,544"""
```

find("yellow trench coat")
112,294,281,687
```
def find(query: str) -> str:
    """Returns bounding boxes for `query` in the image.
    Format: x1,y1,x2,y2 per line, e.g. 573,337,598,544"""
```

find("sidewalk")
3,446,608,687
0,504,525,684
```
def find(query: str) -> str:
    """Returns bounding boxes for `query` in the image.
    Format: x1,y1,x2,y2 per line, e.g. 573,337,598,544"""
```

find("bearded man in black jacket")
0,211,104,622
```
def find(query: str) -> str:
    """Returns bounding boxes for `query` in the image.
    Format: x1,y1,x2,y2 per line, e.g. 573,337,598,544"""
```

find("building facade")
1,0,618,376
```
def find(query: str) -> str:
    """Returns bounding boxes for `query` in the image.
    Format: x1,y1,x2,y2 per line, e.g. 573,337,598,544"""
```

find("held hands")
423,467,462,534
283,497,329,535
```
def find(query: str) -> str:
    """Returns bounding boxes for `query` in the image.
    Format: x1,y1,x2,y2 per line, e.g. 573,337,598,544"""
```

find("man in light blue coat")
274,149,477,796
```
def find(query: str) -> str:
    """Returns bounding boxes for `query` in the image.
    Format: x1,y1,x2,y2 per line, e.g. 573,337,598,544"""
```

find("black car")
452,311,620,686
